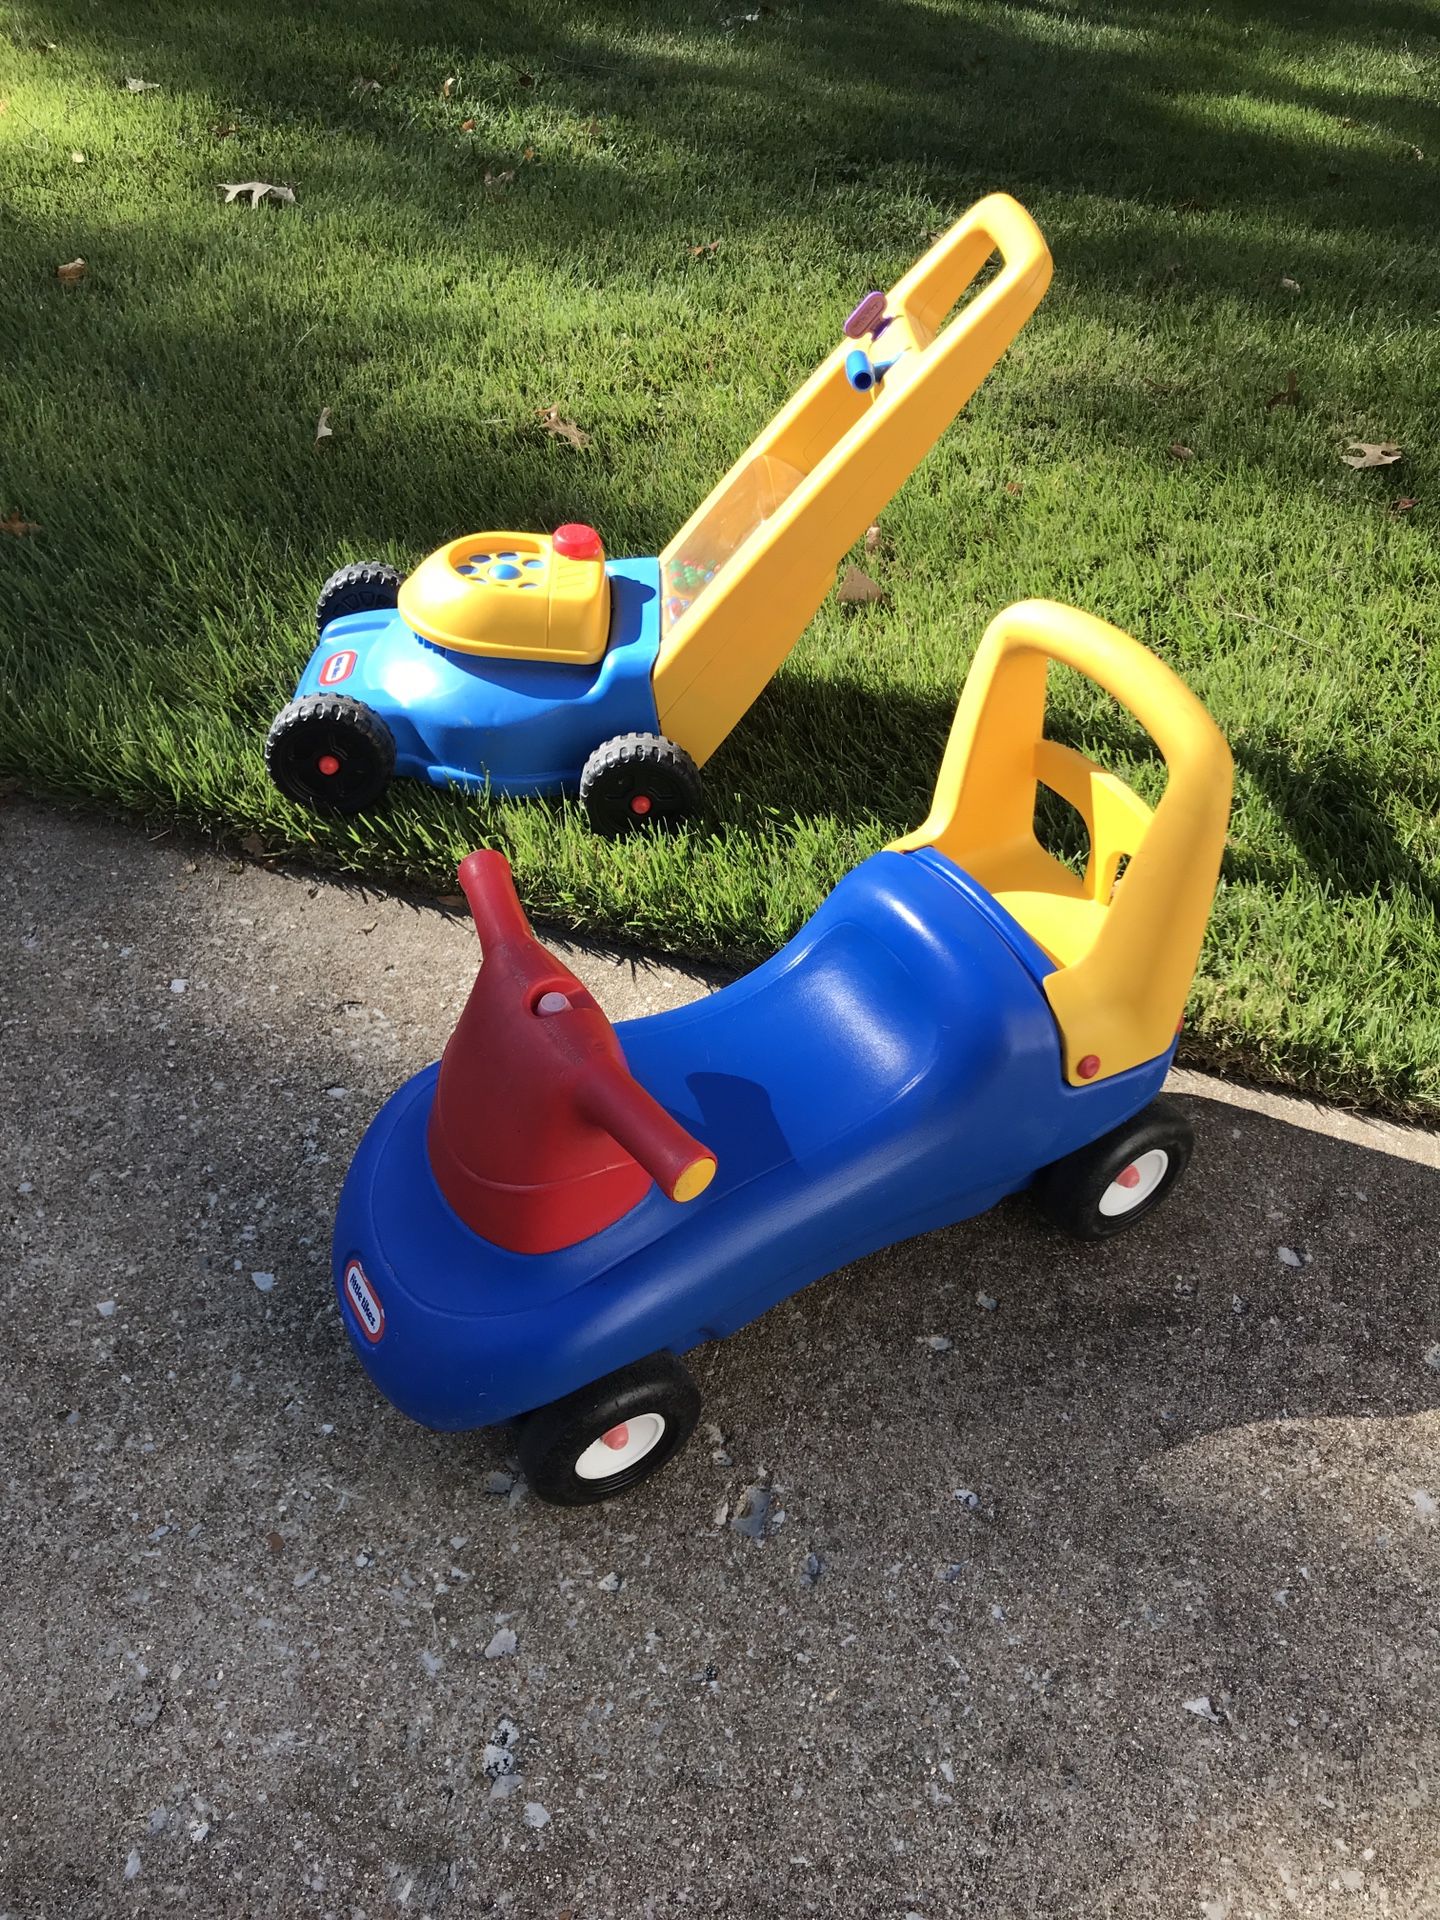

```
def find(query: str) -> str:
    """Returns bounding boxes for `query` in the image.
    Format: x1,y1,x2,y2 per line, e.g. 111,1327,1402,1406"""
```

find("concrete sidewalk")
2,801,1437,1920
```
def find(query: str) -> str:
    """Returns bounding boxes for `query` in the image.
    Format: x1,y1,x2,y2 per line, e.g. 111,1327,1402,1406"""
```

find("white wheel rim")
574,1412,667,1481
1098,1147,1170,1217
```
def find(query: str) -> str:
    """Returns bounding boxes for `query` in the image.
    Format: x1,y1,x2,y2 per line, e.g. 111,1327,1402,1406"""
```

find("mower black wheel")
579,732,702,836
315,559,404,634
265,693,396,815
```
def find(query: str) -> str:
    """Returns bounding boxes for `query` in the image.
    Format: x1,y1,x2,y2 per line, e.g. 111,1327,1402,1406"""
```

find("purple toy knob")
843,290,887,340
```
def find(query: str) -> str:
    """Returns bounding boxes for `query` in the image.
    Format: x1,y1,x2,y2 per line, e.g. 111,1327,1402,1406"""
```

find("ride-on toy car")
331,600,1233,1503
267,194,1052,833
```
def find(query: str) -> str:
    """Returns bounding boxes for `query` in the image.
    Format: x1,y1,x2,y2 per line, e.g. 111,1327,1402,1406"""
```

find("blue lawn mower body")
287,559,663,800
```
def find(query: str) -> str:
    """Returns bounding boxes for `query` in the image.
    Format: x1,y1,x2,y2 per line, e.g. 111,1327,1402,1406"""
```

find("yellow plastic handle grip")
975,600,1226,781
888,192,1052,344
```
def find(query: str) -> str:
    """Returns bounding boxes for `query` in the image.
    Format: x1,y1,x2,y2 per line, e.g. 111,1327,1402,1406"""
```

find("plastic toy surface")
268,194,1053,832
331,600,1233,1504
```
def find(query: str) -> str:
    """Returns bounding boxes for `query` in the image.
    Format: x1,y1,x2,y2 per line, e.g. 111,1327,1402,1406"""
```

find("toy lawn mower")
267,194,1052,833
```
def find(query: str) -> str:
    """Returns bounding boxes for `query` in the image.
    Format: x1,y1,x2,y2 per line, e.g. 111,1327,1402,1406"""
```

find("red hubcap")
601,1423,630,1451
317,753,341,776
629,793,653,816
1116,1163,1142,1189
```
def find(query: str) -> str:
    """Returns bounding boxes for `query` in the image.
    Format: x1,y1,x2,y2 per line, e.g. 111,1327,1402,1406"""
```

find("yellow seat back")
891,601,1233,1084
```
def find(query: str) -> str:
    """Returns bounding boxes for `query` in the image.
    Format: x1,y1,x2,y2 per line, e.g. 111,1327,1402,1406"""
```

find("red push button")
552,521,603,560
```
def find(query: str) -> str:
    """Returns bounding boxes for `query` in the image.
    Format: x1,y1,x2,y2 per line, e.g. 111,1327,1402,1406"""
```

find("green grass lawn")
2,0,1438,1114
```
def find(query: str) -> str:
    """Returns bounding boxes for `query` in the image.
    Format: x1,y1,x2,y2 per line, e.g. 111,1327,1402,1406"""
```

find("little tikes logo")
319,649,357,688
343,1258,385,1343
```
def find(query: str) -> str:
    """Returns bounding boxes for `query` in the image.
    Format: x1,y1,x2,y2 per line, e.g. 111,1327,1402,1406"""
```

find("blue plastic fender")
332,847,1173,1431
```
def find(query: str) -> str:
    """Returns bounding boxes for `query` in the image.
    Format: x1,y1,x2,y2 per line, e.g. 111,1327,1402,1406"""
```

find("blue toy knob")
845,348,877,393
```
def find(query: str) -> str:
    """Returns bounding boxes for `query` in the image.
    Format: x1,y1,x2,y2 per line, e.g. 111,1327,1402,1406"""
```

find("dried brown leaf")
0,510,42,537
1168,442,1195,461
220,180,296,208
460,116,476,132
837,563,886,606
351,77,381,95
436,893,465,910
483,169,515,192
863,523,883,552
514,69,535,89
1266,368,1301,411
522,144,536,163
1278,275,1300,293
1341,441,1402,469
439,75,456,99
537,405,590,450
124,76,161,92
1388,496,1418,516
211,120,238,140
240,832,270,857
266,1529,284,1554
315,406,334,445
55,257,87,285
1004,480,1024,495
689,239,720,258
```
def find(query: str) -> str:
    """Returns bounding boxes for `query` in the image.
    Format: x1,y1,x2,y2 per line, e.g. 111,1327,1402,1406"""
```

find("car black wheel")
1033,1096,1194,1241
265,693,396,815
516,1352,702,1506
579,732,702,836
315,559,404,634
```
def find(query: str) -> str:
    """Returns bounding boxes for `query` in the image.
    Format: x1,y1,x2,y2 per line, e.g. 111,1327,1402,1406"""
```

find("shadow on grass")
1233,741,1440,915
7,0,1431,600
22,0,1439,251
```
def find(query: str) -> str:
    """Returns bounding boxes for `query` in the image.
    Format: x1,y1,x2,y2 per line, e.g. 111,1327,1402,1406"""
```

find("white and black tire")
1033,1097,1193,1241
516,1352,701,1505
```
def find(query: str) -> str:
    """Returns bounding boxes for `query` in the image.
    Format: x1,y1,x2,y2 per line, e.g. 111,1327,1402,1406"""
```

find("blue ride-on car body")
329,602,1235,1505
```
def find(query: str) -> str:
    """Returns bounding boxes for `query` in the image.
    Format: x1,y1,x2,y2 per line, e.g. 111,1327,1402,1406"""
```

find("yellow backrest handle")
892,600,1233,1084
